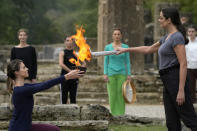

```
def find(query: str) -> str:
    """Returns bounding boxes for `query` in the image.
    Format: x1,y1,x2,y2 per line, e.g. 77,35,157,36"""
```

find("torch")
90,50,118,57
70,26,118,73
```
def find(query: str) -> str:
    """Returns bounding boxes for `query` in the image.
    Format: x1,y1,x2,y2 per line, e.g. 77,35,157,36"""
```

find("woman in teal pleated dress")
103,28,131,116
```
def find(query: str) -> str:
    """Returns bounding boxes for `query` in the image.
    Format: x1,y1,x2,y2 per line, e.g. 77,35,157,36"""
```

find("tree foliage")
46,0,98,39
0,0,98,45
144,0,197,25
1,0,196,45
0,0,58,44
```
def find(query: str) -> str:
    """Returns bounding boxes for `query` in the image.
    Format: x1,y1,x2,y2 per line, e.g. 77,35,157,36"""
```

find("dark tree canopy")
0,0,98,45
0,0,196,45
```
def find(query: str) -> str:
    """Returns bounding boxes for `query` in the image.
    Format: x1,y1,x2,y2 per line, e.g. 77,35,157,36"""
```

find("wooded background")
0,0,196,45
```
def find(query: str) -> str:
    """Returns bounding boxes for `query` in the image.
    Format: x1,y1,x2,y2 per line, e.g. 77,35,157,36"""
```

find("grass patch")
109,124,167,131
60,125,167,131
0,125,167,131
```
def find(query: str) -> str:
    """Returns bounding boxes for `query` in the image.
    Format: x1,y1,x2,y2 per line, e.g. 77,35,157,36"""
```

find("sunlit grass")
109,124,167,131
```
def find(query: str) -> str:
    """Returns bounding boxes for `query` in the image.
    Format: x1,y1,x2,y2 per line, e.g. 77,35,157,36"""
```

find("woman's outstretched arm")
18,70,83,95
116,42,160,54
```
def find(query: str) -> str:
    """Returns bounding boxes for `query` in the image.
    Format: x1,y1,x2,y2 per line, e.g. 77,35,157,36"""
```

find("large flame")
69,26,91,66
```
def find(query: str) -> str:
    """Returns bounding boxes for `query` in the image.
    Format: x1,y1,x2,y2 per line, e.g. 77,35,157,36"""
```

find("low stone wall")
0,104,195,131
0,104,165,130
0,104,110,131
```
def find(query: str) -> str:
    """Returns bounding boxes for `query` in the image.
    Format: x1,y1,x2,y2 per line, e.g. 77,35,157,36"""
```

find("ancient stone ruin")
0,104,165,131
0,1,194,131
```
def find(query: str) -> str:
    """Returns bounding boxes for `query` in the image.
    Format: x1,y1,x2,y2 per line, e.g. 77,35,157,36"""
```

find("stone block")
0,95,9,104
81,104,111,120
0,105,12,120
0,71,7,82
32,105,80,121
0,121,9,129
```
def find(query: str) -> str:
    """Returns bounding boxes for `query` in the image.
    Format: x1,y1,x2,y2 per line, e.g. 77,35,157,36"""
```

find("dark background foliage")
0,0,196,45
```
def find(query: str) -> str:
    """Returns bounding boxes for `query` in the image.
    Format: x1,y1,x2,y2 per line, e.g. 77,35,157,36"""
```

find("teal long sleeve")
104,43,131,76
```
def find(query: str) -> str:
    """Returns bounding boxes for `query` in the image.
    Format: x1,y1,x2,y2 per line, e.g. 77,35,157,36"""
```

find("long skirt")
107,74,126,116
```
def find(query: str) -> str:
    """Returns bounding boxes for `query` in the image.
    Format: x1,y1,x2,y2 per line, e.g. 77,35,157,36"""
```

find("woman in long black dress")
11,28,37,83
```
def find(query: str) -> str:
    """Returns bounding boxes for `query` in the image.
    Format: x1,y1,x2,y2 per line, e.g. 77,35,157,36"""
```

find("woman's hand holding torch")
116,47,129,55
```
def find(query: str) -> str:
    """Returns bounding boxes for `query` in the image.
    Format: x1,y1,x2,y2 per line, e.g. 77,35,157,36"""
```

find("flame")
69,26,91,66
69,58,80,66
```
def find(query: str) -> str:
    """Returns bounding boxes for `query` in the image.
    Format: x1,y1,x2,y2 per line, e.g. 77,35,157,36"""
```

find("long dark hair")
7,59,23,94
161,8,189,44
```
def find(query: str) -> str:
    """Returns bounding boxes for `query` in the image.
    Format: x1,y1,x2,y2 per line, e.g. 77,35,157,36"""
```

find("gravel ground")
104,104,165,119
125,104,165,119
